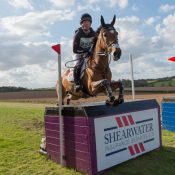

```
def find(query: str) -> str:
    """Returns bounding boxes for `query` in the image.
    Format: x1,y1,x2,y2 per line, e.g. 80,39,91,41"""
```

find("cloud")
0,10,76,39
155,14,175,45
0,6,76,88
0,64,57,88
1,1,175,88
0,40,53,70
132,49,175,79
48,0,75,8
77,4,101,12
115,14,175,60
77,0,128,11
116,16,140,28
104,0,128,8
0,40,58,88
0,35,73,88
110,14,175,81
8,0,33,10
159,4,175,13
88,0,101,4
145,16,159,25
111,45,175,81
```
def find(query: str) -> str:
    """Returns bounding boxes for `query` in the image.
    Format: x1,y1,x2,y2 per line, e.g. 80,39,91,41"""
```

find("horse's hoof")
105,99,114,106
110,96,115,102
113,99,120,106
105,100,111,106
113,98,124,106
119,98,124,104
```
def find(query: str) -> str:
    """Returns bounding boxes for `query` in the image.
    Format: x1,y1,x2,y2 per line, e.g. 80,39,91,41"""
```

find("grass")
0,102,81,175
147,80,175,87
1,102,175,175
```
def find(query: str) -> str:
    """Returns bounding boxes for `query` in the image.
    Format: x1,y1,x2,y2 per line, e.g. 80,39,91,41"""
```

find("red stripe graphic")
128,143,145,156
139,143,145,152
134,144,140,154
122,116,129,126
128,146,135,156
127,115,135,125
115,117,123,127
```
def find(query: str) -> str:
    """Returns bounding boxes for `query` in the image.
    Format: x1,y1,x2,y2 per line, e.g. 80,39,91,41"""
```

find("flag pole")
51,44,63,166
129,53,135,100
58,49,63,166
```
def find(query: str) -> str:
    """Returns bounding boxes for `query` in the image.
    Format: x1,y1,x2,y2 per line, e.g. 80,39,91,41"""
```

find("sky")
0,0,175,89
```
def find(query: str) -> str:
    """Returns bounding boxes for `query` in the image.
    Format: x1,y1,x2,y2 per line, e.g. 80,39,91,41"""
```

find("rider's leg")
74,66,81,85
73,54,83,92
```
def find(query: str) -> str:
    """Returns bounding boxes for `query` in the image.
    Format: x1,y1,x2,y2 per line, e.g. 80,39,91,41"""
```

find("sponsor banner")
94,108,160,172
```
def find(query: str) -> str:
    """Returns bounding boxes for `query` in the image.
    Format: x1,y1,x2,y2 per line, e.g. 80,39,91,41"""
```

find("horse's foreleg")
91,79,117,104
101,79,115,104
91,79,115,102
111,80,124,105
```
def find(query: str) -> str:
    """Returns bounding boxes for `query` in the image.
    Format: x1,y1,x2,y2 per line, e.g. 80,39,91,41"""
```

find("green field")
1,102,175,175
147,79,175,87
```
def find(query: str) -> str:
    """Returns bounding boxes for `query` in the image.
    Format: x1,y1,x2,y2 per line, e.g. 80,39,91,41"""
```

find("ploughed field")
0,89,175,105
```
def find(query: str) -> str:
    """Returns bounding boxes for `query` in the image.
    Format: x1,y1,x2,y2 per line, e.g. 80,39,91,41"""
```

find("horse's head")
98,15,121,61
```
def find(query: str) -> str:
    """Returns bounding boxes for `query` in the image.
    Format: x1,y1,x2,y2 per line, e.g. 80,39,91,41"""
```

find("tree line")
0,76,174,92
0,86,28,92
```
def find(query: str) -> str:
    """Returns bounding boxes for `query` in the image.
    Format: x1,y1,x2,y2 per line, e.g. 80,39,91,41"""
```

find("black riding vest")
73,27,96,54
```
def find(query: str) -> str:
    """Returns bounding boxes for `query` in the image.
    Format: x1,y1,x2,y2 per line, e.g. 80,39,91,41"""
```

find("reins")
65,54,88,68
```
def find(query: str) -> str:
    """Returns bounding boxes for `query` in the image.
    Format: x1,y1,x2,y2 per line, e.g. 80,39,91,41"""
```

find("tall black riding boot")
73,67,81,92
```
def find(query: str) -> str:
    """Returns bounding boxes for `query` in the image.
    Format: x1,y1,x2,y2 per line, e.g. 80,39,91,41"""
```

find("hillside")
123,76,175,87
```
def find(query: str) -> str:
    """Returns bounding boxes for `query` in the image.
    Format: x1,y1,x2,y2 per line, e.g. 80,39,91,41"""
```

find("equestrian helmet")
80,13,92,24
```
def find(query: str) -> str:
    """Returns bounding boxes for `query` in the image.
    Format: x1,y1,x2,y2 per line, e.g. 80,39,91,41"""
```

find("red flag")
51,44,61,54
168,56,175,62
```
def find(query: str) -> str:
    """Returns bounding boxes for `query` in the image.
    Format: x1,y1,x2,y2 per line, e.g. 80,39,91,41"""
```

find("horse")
56,15,124,106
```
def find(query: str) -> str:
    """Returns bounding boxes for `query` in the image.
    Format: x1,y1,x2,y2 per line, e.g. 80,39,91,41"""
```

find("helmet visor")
81,17,92,24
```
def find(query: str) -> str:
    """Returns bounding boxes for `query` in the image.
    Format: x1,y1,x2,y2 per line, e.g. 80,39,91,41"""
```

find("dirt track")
67,93,175,105
0,90,175,105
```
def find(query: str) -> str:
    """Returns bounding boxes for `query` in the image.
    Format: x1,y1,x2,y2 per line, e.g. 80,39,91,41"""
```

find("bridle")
97,27,120,57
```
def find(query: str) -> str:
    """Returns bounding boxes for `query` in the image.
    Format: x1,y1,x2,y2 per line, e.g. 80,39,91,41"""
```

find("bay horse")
56,15,124,105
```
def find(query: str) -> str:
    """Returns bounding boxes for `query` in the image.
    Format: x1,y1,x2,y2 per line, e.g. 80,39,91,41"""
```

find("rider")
73,13,96,92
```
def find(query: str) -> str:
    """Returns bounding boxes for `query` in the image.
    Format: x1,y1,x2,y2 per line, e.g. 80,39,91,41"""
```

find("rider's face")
82,20,91,31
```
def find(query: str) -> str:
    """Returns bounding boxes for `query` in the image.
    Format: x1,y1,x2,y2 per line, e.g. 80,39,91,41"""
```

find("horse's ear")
101,15,105,27
111,15,116,26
